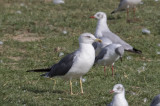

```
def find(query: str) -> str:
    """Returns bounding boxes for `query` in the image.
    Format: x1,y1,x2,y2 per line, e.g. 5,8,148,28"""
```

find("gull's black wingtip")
111,11,115,14
133,48,142,54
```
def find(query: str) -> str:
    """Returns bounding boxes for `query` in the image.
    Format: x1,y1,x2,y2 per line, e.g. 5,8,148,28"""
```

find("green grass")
0,0,160,105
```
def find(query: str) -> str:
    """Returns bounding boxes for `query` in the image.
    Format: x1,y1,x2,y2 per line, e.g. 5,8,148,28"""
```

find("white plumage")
108,84,128,106
90,12,142,54
27,33,102,95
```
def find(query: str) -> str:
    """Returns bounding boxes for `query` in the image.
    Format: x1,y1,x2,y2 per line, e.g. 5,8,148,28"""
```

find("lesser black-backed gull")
27,33,102,95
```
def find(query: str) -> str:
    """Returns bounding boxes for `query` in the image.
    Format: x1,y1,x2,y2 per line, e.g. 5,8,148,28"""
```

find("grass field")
0,0,160,105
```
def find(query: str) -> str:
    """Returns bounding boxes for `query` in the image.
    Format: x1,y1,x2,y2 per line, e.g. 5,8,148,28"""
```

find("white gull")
90,12,142,55
108,84,129,106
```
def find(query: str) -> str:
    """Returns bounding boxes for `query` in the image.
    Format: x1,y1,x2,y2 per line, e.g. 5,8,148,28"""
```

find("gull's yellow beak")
95,38,102,43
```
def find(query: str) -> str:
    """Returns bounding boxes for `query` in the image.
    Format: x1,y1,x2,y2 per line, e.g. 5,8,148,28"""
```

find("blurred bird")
108,84,128,106
150,94,160,106
53,0,64,4
27,33,102,95
111,0,141,22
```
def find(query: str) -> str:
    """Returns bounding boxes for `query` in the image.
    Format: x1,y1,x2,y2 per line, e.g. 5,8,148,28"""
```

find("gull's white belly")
63,45,95,79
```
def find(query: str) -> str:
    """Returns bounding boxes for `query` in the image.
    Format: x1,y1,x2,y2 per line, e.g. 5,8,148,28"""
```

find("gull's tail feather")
26,68,51,72
126,48,142,54
133,48,142,54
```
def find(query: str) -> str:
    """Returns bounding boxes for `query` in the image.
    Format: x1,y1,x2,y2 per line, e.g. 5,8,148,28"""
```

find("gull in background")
111,0,141,22
27,33,102,95
53,0,64,4
95,38,124,77
90,12,142,55
108,84,129,106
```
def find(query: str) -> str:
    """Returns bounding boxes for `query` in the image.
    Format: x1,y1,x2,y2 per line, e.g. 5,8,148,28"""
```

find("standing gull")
108,84,128,106
150,94,160,106
90,12,142,54
111,0,141,22
95,39,124,76
27,33,102,95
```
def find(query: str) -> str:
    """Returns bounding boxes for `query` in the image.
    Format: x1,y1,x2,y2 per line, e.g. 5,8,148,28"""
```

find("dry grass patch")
8,56,22,61
3,32,44,42
12,33,44,42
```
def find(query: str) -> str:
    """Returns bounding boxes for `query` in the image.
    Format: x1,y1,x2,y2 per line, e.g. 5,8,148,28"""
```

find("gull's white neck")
95,18,110,38
78,43,95,65
79,43,95,53
114,91,125,99
113,91,127,104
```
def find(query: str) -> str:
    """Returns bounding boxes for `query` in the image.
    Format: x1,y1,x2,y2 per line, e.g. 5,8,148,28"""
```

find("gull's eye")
97,14,103,18
86,36,91,38
117,86,121,90
97,14,100,17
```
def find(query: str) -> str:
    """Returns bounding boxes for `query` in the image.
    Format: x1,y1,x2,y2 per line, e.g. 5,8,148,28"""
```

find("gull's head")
90,12,107,20
79,33,102,44
110,84,125,94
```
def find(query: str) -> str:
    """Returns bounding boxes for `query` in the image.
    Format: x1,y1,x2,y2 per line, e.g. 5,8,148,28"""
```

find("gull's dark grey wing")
95,47,107,63
118,0,125,8
115,46,124,56
46,51,77,77
111,0,125,14
92,42,98,50
150,94,160,106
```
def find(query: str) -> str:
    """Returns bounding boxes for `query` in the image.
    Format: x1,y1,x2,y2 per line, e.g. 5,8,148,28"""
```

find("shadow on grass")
22,86,65,94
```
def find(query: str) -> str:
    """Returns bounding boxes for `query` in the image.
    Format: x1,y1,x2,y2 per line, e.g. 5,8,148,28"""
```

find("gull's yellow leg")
70,79,73,95
50,78,56,89
80,77,84,94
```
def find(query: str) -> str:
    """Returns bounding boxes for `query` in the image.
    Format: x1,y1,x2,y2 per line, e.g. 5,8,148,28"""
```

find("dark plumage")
27,51,76,77
95,48,107,64
26,33,102,95
150,94,160,106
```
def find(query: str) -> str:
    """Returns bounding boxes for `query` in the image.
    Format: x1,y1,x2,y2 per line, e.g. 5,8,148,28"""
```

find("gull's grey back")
102,31,133,51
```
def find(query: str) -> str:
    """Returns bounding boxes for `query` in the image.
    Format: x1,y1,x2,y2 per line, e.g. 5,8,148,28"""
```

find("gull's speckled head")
90,12,107,20
110,84,125,94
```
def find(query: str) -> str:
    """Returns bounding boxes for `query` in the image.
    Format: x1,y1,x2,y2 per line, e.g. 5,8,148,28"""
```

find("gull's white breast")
64,44,95,79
